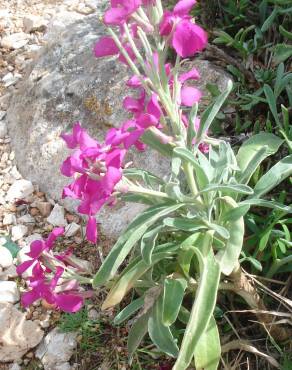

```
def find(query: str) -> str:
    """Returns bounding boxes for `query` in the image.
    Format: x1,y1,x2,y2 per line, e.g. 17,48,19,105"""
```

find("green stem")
182,162,202,201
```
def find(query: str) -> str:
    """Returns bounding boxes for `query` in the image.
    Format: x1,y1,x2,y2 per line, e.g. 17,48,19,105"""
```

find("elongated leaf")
273,44,292,64
279,25,292,40
173,147,209,190
173,246,220,369
194,316,221,370
162,278,187,326
178,233,201,276
114,297,144,325
164,217,207,232
239,199,292,213
238,146,268,185
200,183,253,195
204,221,230,240
2,236,20,258
93,203,183,287
197,80,233,143
264,84,281,126
141,225,163,265
221,204,250,222
261,7,278,32
148,295,179,357
251,155,292,198
123,168,165,185
102,250,178,309
128,310,151,358
236,133,283,174
216,197,244,275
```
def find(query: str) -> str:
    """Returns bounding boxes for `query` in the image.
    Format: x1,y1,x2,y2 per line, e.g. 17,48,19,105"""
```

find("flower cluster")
17,228,90,312
60,0,209,244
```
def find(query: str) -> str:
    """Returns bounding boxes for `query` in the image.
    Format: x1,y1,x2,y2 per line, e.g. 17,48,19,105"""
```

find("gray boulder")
6,14,230,239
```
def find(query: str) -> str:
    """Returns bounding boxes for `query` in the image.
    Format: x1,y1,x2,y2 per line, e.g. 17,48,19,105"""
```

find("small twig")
221,340,280,368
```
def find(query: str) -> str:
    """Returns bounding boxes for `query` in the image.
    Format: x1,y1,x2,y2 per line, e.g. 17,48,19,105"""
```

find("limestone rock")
36,327,77,370
0,303,43,362
0,32,29,49
47,204,67,227
23,15,48,33
65,222,80,237
0,281,19,303
35,201,52,216
6,15,231,239
3,213,16,225
6,180,34,202
11,224,28,241
0,246,13,269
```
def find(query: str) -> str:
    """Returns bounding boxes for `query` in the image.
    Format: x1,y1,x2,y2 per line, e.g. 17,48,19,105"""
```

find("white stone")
0,265,17,281
2,72,21,87
47,204,67,227
1,32,29,49
6,179,34,202
25,233,42,244
3,213,16,225
11,225,28,241
0,303,43,362
0,281,19,303
18,214,35,224
10,166,22,180
65,222,80,237
36,328,77,369
0,121,7,138
0,247,13,269
23,15,48,33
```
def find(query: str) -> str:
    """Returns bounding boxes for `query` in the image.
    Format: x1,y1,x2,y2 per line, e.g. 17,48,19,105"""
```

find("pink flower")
21,265,84,313
159,0,207,57
16,228,64,275
104,0,142,25
94,37,136,66
61,123,126,243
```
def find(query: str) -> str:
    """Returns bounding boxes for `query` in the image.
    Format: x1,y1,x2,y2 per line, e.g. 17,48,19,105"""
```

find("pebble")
0,121,8,139
18,214,35,224
11,224,28,241
30,207,40,216
23,15,48,33
35,201,51,217
0,265,17,281
6,179,34,202
0,281,20,303
3,213,16,225
10,166,22,180
0,32,29,49
65,222,80,237
9,364,21,370
47,204,67,227
36,328,77,369
2,72,22,87
0,246,13,269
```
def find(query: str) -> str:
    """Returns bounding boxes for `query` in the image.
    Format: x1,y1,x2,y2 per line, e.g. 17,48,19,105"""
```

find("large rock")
6,14,230,239
0,303,43,362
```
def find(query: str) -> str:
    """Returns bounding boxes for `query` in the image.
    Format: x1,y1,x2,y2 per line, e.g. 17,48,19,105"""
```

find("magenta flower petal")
55,294,84,313
159,11,174,36
126,75,142,88
46,227,65,250
86,216,98,243
136,113,158,128
179,67,200,83
147,94,161,120
172,20,207,58
174,0,196,15
21,290,40,307
94,37,119,57
16,259,35,275
181,86,202,106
